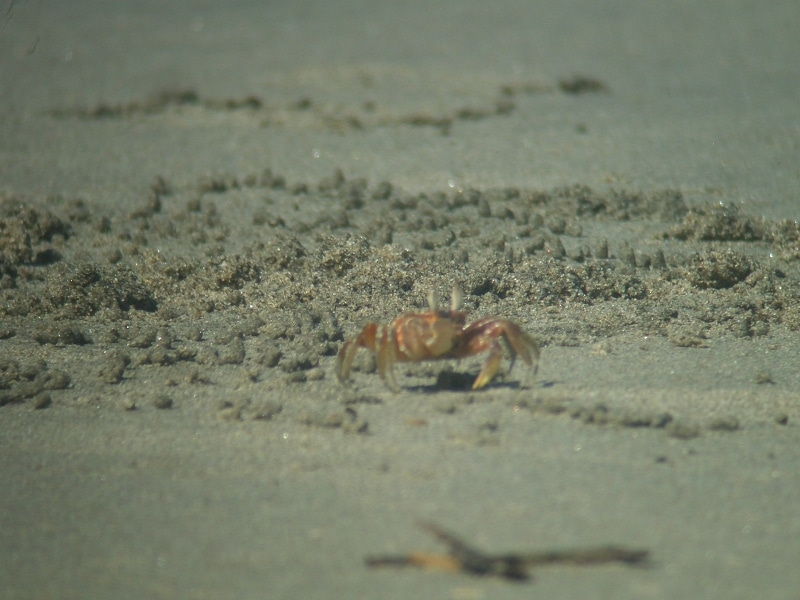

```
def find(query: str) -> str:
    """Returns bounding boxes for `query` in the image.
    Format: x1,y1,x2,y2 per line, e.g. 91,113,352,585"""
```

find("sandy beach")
1,2,799,598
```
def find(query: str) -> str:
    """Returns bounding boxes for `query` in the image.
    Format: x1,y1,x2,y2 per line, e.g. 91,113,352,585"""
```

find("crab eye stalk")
450,285,464,312
427,289,440,312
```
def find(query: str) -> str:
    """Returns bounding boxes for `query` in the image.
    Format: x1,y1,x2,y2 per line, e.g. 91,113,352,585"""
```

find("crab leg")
335,322,378,382
375,325,400,391
472,344,505,390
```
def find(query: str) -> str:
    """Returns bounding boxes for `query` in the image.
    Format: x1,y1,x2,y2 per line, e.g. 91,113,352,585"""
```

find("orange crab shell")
391,308,469,361
335,295,539,390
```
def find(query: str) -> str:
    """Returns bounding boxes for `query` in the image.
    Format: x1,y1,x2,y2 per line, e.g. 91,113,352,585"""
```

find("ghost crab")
336,288,539,391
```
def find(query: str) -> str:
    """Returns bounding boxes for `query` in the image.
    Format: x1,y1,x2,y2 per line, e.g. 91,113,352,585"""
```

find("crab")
335,288,539,391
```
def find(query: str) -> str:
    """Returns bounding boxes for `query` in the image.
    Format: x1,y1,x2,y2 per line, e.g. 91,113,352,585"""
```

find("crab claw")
457,318,540,390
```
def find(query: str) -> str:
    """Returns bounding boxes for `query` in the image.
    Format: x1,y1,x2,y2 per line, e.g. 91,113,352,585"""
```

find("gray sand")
1,2,799,598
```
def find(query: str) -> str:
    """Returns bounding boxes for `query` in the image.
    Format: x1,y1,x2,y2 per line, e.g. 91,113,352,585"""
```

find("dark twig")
365,521,649,582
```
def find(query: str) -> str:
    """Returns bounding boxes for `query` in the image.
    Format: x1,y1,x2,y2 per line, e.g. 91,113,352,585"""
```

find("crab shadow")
402,370,537,394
